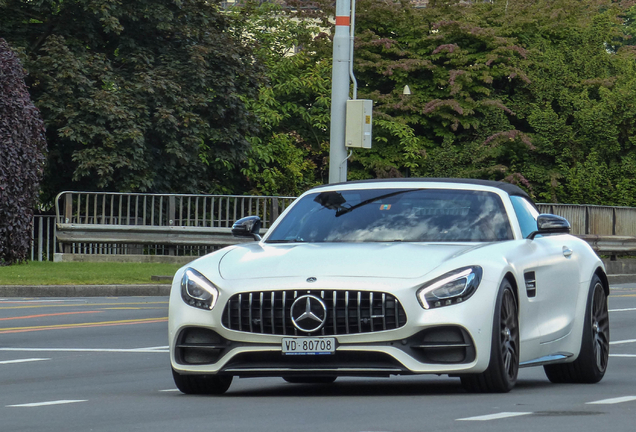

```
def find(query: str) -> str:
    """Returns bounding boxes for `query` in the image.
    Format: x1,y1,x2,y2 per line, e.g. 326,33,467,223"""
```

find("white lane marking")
0,358,49,365
587,396,636,405
609,354,636,358
0,347,168,353
609,308,636,312
160,389,180,392
139,346,169,350
457,412,532,421
610,339,636,345
7,400,87,408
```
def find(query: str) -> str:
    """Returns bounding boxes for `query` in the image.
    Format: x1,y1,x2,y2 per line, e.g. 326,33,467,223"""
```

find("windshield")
266,188,513,243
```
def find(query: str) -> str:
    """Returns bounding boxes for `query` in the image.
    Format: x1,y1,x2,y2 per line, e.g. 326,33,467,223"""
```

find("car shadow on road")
218,377,554,398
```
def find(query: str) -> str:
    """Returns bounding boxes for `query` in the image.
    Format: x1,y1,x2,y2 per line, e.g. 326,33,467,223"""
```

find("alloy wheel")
500,289,519,381
591,283,610,373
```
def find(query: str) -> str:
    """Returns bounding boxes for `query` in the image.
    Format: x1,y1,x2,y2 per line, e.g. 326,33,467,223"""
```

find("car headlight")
181,268,219,310
417,266,482,309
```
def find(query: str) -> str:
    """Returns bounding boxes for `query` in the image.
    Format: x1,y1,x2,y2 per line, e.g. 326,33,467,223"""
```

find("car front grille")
221,290,407,336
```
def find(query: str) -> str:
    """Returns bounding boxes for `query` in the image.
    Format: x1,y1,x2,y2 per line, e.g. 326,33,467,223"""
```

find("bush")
0,38,47,265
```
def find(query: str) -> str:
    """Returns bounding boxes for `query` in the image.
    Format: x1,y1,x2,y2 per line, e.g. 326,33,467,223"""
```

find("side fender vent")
524,271,536,298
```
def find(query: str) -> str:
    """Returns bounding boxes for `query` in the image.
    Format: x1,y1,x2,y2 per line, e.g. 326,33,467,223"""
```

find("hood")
218,242,484,280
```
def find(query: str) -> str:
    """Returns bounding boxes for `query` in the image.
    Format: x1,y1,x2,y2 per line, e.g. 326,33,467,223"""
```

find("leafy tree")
5,0,636,207
0,0,263,201
221,0,636,205
0,38,47,265
496,0,636,203
345,0,636,204
350,0,531,182
228,2,332,195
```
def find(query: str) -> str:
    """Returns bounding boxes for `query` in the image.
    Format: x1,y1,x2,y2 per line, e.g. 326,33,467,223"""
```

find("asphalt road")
0,286,635,432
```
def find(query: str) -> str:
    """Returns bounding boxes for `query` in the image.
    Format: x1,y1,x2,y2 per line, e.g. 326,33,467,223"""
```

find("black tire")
544,274,609,384
461,278,519,393
172,368,232,395
283,376,337,384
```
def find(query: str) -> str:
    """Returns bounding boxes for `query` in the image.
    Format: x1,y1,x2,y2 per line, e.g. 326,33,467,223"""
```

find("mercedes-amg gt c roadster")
169,178,610,394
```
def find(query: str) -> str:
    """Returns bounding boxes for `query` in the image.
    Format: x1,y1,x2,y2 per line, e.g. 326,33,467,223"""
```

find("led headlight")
181,268,219,310
417,266,482,309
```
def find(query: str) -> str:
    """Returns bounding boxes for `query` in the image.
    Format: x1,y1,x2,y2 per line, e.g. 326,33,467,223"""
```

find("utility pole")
328,0,352,184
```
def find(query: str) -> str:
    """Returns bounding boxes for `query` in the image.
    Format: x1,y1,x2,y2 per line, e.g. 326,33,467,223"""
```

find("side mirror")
528,214,571,239
231,216,262,241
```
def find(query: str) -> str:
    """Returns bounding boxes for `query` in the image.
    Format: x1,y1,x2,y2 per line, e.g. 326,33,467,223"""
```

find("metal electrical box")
345,99,373,148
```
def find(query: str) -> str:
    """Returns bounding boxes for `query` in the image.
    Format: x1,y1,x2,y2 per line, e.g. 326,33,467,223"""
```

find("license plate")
282,337,335,355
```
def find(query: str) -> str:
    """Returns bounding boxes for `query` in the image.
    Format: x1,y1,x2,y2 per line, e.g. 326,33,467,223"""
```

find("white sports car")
168,178,610,394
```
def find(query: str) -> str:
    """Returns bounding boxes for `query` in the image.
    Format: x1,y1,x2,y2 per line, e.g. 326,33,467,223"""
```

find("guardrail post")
168,196,176,256
271,198,279,227
63,193,73,253
611,208,617,261
37,216,43,261
30,216,35,261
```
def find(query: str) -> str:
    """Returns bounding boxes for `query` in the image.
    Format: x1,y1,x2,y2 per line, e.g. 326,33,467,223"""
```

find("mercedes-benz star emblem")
290,295,327,333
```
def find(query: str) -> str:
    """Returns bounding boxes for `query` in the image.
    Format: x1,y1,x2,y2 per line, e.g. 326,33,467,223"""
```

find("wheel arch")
503,271,520,309
594,267,609,297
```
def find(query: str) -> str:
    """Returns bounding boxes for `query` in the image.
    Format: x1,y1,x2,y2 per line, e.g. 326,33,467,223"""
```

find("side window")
510,196,539,238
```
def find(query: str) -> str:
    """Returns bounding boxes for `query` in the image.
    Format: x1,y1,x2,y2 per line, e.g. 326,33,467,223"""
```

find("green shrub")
0,38,47,265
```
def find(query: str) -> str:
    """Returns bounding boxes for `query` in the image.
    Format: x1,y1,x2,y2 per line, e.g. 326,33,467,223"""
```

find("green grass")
0,261,183,285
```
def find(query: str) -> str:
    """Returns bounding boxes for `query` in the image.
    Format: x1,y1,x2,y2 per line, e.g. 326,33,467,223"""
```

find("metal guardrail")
578,235,636,254
53,192,295,259
55,191,296,228
536,204,636,257
537,203,636,236
23,194,636,262
31,215,56,261
55,224,264,246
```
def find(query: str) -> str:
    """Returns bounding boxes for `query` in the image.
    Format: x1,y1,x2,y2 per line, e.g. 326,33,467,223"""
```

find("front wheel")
544,274,609,383
461,278,519,393
172,368,232,395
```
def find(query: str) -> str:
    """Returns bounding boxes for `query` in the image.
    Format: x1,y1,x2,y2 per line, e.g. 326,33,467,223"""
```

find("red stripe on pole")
335,16,350,26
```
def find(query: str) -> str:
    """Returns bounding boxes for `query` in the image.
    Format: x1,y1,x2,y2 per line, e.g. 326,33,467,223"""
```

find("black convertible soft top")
321,177,532,201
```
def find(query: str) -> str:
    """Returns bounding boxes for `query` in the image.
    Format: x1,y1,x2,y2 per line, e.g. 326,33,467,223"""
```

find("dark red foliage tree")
0,38,47,265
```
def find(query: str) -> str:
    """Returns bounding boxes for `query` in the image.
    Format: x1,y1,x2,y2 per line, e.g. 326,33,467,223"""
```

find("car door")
525,235,582,344
507,237,579,360
509,197,582,350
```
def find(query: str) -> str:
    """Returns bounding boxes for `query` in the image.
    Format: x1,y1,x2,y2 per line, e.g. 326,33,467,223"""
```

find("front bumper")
169,272,498,377
172,325,478,377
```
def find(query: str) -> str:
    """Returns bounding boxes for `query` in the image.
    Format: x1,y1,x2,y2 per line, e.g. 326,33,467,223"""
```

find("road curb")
1,281,634,298
0,284,171,297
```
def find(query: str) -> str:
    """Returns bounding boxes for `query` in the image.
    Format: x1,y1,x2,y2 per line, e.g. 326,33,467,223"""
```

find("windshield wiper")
335,189,418,217
265,238,306,243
